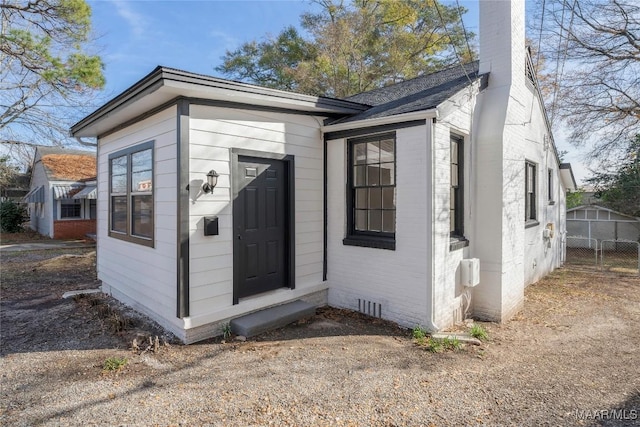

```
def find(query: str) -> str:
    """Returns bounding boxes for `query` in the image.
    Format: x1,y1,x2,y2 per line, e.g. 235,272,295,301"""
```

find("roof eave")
559,163,578,191
70,66,368,138
322,109,438,134
70,66,166,137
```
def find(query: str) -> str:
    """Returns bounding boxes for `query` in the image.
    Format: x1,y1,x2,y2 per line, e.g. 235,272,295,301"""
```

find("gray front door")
233,155,289,303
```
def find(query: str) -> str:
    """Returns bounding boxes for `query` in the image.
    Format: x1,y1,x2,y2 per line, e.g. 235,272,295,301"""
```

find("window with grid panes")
109,141,154,246
450,135,464,238
345,133,396,249
60,199,81,218
525,161,537,222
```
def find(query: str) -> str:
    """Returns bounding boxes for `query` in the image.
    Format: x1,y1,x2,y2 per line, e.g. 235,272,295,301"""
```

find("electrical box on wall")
204,216,219,236
543,222,555,239
460,258,480,287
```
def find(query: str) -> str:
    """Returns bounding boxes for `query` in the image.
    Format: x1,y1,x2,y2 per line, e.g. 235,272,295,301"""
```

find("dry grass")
1,257,639,426
0,248,97,295
565,247,639,275
0,229,51,244
37,251,96,270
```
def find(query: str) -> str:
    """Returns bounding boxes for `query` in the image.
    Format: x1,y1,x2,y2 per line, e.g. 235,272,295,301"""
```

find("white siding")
96,106,182,335
326,125,431,329
185,105,328,329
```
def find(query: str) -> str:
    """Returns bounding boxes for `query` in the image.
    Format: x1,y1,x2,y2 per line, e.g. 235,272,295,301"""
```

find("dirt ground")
0,230,51,244
1,245,639,426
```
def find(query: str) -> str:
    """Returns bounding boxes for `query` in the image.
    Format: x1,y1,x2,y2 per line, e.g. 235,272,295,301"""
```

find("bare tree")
533,0,639,163
0,0,104,168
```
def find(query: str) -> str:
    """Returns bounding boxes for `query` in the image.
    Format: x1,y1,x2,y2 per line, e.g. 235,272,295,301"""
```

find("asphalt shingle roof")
330,61,486,125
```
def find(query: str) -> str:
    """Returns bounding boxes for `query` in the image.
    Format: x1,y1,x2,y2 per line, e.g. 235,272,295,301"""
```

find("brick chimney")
472,0,527,323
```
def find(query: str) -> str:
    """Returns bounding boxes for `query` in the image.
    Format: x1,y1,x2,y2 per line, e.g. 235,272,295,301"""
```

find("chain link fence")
565,236,640,275
600,240,640,275
565,236,599,270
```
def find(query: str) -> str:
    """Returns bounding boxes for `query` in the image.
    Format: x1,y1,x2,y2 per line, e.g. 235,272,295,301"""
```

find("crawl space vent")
358,299,382,318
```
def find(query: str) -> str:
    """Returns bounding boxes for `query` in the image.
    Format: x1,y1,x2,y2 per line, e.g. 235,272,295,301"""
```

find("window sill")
343,236,395,250
449,237,469,251
109,231,155,248
525,220,540,229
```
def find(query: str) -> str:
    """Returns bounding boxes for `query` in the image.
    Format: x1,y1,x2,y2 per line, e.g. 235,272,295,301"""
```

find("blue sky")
89,0,479,97
86,0,586,183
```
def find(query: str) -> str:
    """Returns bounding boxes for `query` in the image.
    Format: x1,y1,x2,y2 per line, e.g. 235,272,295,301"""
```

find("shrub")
0,200,26,233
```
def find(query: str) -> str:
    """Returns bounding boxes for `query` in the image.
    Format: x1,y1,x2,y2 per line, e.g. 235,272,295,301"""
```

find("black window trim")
450,134,465,239
525,160,538,226
449,134,469,251
344,131,396,250
547,168,555,205
108,140,155,247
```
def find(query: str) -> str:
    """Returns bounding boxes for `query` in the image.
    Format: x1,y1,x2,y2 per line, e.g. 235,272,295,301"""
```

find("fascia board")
322,109,437,134
71,66,367,138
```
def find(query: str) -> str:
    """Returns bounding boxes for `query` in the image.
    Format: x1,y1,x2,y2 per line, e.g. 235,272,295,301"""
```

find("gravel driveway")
1,247,639,426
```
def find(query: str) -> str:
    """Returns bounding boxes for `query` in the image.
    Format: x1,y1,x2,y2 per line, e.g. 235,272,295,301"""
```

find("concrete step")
230,300,316,337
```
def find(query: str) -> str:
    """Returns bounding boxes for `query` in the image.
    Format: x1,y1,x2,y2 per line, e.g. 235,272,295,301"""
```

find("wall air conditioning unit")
460,258,480,288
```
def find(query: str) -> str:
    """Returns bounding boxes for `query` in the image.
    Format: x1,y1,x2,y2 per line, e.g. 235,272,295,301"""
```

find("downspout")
313,116,328,282
425,114,440,332
323,132,328,282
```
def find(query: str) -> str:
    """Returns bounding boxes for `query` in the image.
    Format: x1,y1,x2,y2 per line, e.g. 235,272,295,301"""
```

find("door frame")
231,148,295,304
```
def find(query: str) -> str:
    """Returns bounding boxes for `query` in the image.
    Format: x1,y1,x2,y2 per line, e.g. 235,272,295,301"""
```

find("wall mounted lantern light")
202,170,219,193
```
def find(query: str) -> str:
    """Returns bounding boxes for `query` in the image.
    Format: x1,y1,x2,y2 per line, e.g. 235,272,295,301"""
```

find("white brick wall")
432,87,477,327
522,84,566,286
470,0,567,322
472,0,527,321
326,125,431,329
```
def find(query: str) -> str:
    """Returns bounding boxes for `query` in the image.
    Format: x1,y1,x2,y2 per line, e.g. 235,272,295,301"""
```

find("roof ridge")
37,146,96,156
345,60,480,103
331,61,484,125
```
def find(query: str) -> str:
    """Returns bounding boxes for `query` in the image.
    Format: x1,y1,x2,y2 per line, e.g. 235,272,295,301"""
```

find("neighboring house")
567,205,640,244
572,185,600,206
70,1,576,343
23,147,97,239
1,172,30,203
